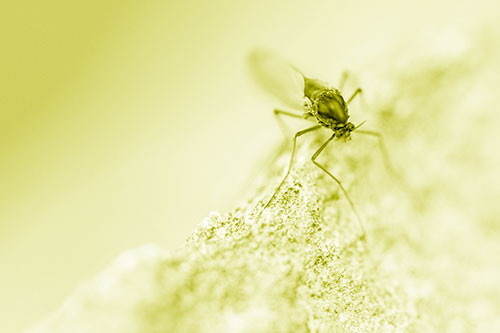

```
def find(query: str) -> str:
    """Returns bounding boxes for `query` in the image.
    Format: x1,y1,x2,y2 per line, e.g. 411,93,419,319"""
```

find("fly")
249,49,394,237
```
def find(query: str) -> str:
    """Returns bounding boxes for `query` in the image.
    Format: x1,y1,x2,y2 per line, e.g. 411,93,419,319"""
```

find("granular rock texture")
30,32,500,333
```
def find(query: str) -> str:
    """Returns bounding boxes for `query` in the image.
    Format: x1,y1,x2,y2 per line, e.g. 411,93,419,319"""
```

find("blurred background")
0,0,497,331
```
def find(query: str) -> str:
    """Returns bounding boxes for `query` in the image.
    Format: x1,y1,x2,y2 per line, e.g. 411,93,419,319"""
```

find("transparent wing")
248,48,306,110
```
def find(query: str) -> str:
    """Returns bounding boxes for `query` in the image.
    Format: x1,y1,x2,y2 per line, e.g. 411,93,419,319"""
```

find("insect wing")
248,48,305,110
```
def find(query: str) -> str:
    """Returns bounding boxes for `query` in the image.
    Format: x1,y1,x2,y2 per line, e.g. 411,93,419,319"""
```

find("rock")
29,31,500,333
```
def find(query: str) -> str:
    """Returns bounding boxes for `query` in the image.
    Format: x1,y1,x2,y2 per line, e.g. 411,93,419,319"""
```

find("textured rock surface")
30,32,500,332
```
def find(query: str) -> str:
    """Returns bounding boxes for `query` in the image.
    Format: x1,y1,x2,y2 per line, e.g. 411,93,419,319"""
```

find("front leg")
261,125,322,212
311,134,365,238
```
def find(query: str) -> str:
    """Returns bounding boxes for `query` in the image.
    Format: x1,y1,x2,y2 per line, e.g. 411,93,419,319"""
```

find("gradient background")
0,0,497,331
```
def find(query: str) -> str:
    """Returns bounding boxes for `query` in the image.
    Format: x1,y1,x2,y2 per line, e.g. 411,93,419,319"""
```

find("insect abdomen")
303,77,327,100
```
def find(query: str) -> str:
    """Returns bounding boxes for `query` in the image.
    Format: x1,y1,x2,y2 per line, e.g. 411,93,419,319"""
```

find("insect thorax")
305,88,351,134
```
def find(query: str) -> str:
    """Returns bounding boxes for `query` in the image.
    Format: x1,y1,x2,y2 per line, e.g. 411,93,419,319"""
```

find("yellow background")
0,0,496,331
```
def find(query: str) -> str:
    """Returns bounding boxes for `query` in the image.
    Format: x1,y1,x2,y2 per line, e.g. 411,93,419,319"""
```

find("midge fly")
249,49,393,236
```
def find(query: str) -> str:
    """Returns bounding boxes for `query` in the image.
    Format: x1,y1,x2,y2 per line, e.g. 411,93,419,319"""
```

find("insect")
249,49,394,236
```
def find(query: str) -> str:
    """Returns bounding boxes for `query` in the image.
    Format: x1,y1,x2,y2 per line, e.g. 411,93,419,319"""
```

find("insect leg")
274,109,305,119
338,71,349,91
355,130,399,179
311,134,366,237
262,125,322,211
340,71,365,106
274,109,309,138
347,88,363,104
